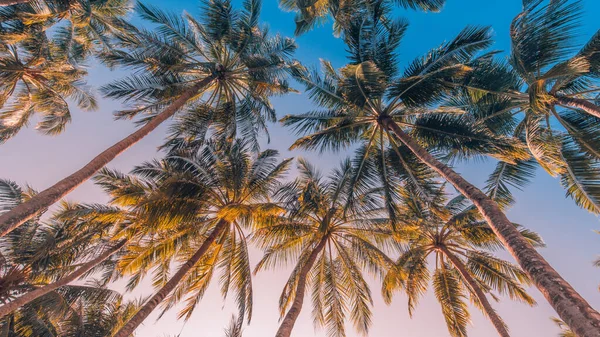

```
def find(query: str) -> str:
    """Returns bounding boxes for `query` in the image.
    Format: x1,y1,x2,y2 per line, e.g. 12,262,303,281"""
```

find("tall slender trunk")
439,246,510,337
555,96,600,119
0,78,213,238
0,240,127,318
0,0,29,6
275,236,328,337
113,219,229,337
381,116,600,337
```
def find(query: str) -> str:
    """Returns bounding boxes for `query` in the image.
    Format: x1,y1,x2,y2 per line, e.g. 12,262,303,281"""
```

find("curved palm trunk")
555,96,600,119
113,220,229,337
0,0,29,5
0,239,127,318
381,117,600,337
275,237,327,337
439,246,510,337
0,78,213,238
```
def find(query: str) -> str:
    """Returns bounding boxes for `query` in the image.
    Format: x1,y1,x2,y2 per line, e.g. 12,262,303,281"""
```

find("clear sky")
1,0,600,336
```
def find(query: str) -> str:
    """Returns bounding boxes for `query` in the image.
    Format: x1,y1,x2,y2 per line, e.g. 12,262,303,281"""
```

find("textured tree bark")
0,78,213,237
275,236,328,337
0,240,127,317
112,220,229,337
439,246,510,337
381,116,600,337
556,95,600,119
0,0,30,6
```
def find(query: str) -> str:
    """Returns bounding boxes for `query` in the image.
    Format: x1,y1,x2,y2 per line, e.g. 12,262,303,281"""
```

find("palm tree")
0,30,96,143
463,0,600,214
281,0,445,35
0,0,132,142
0,179,123,328
0,0,132,62
468,1,600,326
382,187,541,337
59,298,142,337
0,181,132,318
508,0,600,118
0,295,141,337
254,159,392,337
0,0,297,237
282,4,600,335
109,139,291,337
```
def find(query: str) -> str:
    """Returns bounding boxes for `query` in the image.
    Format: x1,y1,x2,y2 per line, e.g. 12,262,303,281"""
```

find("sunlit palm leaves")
0,31,96,143
382,187,540,337
0,0,132,62
464,0,600,213
0,296,141,337
254,159,392,337
283,6,528,219
281,0,444,35
98,139,291,323
102,0,296,150
0,179,123,336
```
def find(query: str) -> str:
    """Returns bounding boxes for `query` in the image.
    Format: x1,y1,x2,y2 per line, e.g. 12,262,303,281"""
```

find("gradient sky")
1,0,600,336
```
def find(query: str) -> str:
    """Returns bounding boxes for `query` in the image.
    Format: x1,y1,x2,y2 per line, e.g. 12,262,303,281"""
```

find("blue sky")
1,0,600,336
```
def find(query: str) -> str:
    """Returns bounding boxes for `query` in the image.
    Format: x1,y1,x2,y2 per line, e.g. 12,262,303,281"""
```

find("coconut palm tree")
59,298,142,337
108,139,291,337
0,181,131,318
382,187,541,337
282,4,600,335
254,159,392,337
460,0,600,215
281,0,444,35
0,0,132,62
0,295,141,337
0,0,297,237
0,30,96,143
0,180,123,328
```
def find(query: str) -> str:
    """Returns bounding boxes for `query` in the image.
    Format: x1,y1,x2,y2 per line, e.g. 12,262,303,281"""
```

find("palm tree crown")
0,179,123,336
280,0,445,35
103,0,296,149
0,0,298,238
283,4,527,220
0,0,132,62
383,187,541,337
465,0,600,213
254,159,392,337
98,139,291,334
0,30,96,143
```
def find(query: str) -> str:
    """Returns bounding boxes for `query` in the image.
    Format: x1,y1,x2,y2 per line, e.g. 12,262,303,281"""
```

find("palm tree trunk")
0,239,127,318
0,78,213,238
439,246,510,337
275,237,327,337
0,0,29,5
555,96,600,119
113,219,229,337
380,116,600,337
